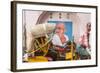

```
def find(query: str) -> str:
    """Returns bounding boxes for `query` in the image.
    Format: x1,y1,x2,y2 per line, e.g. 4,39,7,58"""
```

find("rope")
26,33,54,55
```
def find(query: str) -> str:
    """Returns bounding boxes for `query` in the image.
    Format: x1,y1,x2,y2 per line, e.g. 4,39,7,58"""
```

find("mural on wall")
48,21,73,40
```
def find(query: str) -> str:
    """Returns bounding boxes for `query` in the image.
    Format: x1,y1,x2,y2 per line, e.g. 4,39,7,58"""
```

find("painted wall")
44,12,91,43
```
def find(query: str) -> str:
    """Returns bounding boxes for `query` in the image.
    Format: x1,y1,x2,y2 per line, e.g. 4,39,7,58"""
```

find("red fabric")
57,48,65,52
